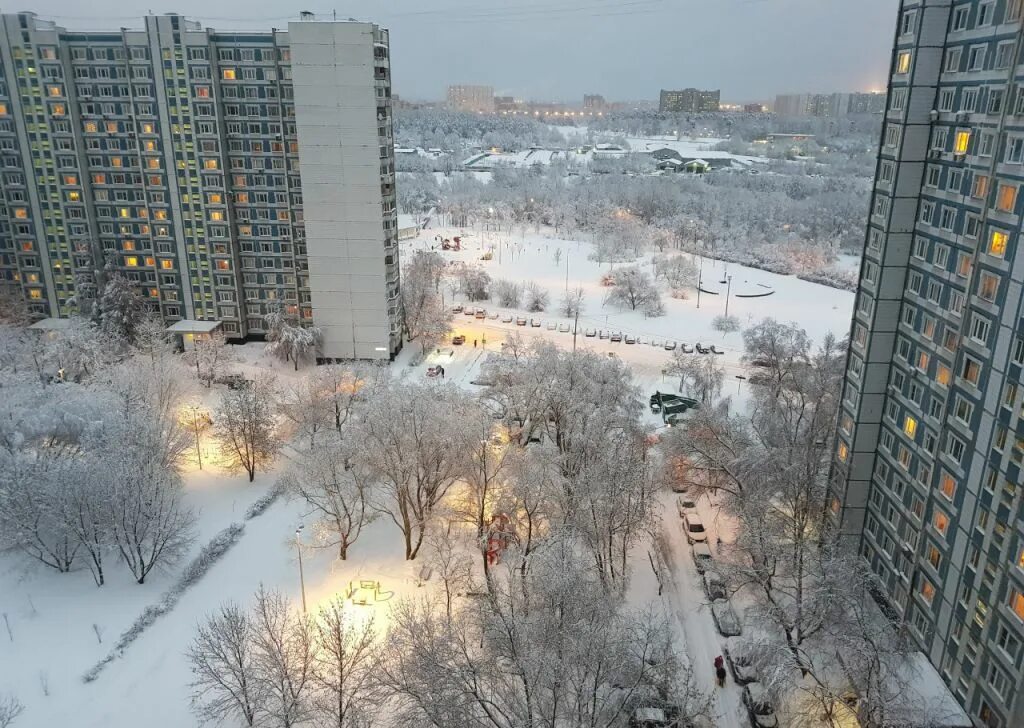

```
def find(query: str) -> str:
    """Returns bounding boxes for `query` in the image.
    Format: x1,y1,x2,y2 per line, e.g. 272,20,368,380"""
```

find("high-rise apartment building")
583,94,606,111
446,84,494,113
659,88,720,113
774,91,886,118
0,12,401,359
830,2,1024,726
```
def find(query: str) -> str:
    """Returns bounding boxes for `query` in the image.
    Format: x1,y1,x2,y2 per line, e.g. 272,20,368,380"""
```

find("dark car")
695,343,710,354
742,683,778,728
452,335,466,345
664,341,677,351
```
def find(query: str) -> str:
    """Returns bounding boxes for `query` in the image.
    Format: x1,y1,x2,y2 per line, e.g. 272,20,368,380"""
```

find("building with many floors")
830,1,1024,726
0,12,401,359
774,91,887,117
446,84,494,113
658,88,720,113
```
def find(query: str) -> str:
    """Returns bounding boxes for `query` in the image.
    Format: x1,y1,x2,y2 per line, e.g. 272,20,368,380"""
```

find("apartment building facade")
830,1,1024,726
0,12,401,359
446,84,494,113
658,88,720,113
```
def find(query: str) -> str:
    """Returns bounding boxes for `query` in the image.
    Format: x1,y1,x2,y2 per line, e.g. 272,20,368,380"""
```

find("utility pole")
572,306,580,352
295,526,307,613
696,257,704,310
189,404,203,470
725,275,733,318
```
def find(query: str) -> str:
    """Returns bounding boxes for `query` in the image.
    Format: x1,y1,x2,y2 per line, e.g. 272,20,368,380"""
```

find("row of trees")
661,320,952,726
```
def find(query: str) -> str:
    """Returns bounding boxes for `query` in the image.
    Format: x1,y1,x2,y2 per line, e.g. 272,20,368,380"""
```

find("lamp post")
295,526,307,614
724,274,733,318
188,404,203,470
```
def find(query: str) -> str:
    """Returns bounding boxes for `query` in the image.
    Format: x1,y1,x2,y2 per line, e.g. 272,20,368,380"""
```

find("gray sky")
30,0,899,102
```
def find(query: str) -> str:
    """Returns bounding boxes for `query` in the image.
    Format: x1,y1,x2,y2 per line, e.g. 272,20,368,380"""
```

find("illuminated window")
154,210,168,220
110,157,123,168
123,240,135,251
233,175,246,187
215,259,231,270
954,130,971,155
106,122,118,133
222,69,236,80
904,416,918,437
277,210,290,221
160,259,174,270
196,86,211,98
933,509,949,536
93,173,106,184
235,192,249,203
973,174,989,198
0,102,7,115
962,358,981,385
62,174,77,185
84,121,97,133
20,242,33,252
142,122,154,134
203,159,218,170
989,230,1009,257
125,256,139,267
29,289,42,300
47,85,61,97
920,578,936,604
917,352,929,371
996,184,1017,212
940,473,956,499
210,211,224,221
1010,590,1024,621
208,193,223,204
837,442,849,462
149,288,159,298
51,103,65,115
144,140,156,152
119,207,130,218
145,257,155,267
13,208,27,219
897,51,912,74
67,190,80,201
147,158,161,169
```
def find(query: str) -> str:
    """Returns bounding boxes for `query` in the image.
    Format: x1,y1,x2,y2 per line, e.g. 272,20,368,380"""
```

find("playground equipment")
486,513,514,566
435,234,462,251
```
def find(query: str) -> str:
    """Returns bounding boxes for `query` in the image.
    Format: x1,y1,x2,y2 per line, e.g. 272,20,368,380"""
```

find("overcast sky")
30,0,899,102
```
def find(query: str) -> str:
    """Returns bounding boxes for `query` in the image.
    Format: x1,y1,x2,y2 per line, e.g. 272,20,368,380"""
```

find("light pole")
188,404,203,470
696,257,704,310
295,526,307,614
724,275,733,318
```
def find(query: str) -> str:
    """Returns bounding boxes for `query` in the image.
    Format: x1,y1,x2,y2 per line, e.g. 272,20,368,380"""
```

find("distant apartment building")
743,103,766,113
830,1,1024,726
774,91,886,117
0,12,401,359
659,88,720,113
446,84,494,113
583,93,606,111
494,95,519,113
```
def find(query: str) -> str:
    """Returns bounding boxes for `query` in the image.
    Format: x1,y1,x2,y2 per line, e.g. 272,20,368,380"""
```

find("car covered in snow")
558,323,571,332
599,330,610,340
501,314,514,323
724,640,757,685
711,600,742,637
530,319,542,327
610,332,623,342
676,496,698,518
664,341,677,351
742,683,778,728
691,542,713,574
452,305,464,313
702,570,727,600
516,316,528,326
682,514,706,544
488,312,500,320
585,328,597,337
547,321,557,330
625,335,636,344
464,308,476,316
475,308,487,318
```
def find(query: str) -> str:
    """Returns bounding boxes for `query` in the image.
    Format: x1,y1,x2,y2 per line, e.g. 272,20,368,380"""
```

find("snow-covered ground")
0,225,858,728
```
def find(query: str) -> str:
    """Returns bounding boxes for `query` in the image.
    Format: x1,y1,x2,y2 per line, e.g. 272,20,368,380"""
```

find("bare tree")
523,281,550,312
0,694,23,728
352,383,471,559
215,375,280,482
604,266,663,316
493,279,523,308
558,286,586,318
711,314,741,335
252,587,314,728
187,332,234,388
310,597,378,728
664,351,725,404
188,602,262,727
285,439,370,560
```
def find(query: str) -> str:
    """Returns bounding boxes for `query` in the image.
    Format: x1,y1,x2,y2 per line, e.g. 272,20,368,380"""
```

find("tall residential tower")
0,12,401,359
831,2,1024,726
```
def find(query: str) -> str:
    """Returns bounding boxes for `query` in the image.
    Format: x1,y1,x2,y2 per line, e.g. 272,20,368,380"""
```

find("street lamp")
295,526,307,614
188,403,203,470
724,274,734,318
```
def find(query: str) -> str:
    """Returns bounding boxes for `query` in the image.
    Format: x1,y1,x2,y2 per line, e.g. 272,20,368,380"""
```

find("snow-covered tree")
0,694,23,728
251,587,314,728
604,266,663,316
98,274,145,345
270,323,322,371
712,314,741,335
310,597,378,727
492,279,523,308
215,375,280,482
523,281,550,312
188,602,262,727
187,331,234,388
558,285,586,318
665,351,725,404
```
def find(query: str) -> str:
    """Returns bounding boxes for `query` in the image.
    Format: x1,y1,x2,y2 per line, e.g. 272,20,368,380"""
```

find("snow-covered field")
0,226,856,727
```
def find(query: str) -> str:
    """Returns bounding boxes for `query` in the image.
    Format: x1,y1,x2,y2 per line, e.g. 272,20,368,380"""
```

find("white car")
584,328,597,337
712,600,742,637
743,683,778,728
558,323,570,333
683,513,707,544
691,542,713,574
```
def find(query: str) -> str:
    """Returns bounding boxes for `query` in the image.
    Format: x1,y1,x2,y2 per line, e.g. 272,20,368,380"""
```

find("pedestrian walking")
474,339,478,348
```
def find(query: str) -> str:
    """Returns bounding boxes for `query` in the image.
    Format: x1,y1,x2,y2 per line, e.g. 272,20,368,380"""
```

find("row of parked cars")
676,493,779,728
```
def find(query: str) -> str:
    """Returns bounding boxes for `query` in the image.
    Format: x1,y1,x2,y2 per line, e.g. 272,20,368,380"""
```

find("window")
919,578,936,604
954,130,971,155
988,229,1009,257
940,472,956,500
968,45,986,71
125,256,138,267
920,201,935,224
933,509,950,537
1010,590,1024,621
961,358,982,387
978,272,1000,301
961,88,978,112
996,183,1017,212
891,88,907,111
1006,136,1024,163
900,9,916,35
222,68,236,80
885,124,900,148
971,315,990,345
945,46,962,72
939,89,955,112
979,132,996,156
988,88,1005,115
973,174,989,198
896,51,912,74
904,415,918,438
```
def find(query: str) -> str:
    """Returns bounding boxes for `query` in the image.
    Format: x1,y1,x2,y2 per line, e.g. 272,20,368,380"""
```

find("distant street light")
187,403,203,470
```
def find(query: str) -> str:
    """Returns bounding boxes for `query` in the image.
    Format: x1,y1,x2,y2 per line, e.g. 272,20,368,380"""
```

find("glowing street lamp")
187,403,203,470
295,526,307,614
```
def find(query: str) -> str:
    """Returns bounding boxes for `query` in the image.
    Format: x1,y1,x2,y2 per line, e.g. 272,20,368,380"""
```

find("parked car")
502,314,514,323
702,570,727,600
682,513,707,544
463,308,476,316
695,342,710,354
475,308,487,319
650,338,661,347
710,345,724,355
516,317,528,326
558,323,570,332
599,330,610,340
585,328,597,337
724,641,758,685
610,332,623,342
426,366,443,378
530,319,542,327
676,496,698,518
452,305,464,313
625,335,636,344
670,480,689,494
452,335,466,345
749,358,772,368
711,600,742,637
742,683,778,728
748,372,772,386
664,341,677,351
547,321,557,330
488,312,500,319
691,542,713,574
681,343,694,354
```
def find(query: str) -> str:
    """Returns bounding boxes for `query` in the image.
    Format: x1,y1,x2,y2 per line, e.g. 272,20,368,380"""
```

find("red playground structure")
435,234,462,251
486,513,514,566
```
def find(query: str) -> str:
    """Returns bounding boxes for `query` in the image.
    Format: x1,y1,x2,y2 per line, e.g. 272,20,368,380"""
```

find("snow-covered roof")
165,319,222,334
397,214,420,231
686,159,710,166
28,317,76,331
